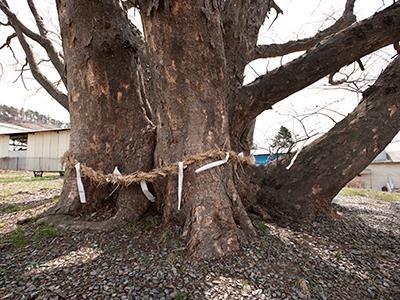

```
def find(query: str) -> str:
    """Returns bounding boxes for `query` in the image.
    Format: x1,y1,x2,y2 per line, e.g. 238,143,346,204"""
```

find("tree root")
37,214,117,232
38,187,150,232
37,207,131,232
183,172,257,258
226,178,257,236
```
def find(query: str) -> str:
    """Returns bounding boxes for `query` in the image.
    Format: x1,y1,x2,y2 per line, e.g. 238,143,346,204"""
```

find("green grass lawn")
0,171,63,199
340,187,400,202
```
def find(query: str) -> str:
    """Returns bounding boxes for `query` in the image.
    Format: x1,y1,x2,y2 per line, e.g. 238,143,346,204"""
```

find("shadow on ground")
0,194,399,299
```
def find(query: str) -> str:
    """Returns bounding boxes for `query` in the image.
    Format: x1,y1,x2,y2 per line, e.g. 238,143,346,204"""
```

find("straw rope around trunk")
62,150,253,187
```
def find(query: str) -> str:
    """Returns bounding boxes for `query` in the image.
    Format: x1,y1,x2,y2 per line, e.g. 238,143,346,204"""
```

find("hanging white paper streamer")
177,161,184,210
195,152,230,173
75,162,86,204
113,166,122,176
106,166,122,199
140,180,156,202
286,142,306,170
387,177,394,192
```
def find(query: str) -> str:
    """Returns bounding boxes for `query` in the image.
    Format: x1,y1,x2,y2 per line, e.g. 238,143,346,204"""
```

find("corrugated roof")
0,122,29,134
373,151,389,162
371,150,400,164
388,151,400,163
0,127,70,136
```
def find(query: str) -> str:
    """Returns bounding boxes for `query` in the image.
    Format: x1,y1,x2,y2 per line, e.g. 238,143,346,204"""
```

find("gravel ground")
0,189,399,299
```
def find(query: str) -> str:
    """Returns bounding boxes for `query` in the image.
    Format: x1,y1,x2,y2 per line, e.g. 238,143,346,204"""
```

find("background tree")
270,126,294,157
0,0,399,258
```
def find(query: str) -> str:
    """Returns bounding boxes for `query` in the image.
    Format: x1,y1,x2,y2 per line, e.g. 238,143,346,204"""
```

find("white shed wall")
0,135,9,157
358,163,400,190
26,130,70,171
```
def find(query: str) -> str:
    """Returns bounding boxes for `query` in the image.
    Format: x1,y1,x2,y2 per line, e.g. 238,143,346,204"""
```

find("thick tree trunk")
243,57,400,224
50,0,155,228
39,0,400,259
141,0,255,257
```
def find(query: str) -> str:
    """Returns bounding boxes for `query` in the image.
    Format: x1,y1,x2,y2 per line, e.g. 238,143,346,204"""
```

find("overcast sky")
0,0,399,150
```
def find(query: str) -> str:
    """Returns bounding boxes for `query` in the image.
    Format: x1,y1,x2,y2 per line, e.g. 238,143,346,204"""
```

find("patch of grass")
2,224,58,248
126,220,136,232
241,279,250,287
26,261,39,271
255,221,270,233
137,253,150,265
0,171,63,198
333,251,343,260
160,227,182,246
173,291,188,300
33,225,58,241
10,227,29,247
0,203,34,213
0,175,59,184
340,187,400,202
166,252,178,264
142,216,161,230
0,267,11,276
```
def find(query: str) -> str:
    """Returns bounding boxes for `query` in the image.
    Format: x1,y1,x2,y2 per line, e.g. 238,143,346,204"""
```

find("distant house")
0,128,70,176
350,150,400,191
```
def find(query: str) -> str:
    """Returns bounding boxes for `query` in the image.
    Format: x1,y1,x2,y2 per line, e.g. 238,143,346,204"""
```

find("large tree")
1,0,399,258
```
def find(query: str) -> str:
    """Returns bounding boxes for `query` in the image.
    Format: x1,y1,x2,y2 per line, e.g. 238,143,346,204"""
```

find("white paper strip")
75,162,86,204
286,142,306,170
113,166,122,176
177,161,184,210
195,152,230,173
106,166,122,199
387,177,394,192
140,180,156,202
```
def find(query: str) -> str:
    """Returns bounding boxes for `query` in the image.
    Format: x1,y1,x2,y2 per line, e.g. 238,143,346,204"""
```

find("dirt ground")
0,171,399,299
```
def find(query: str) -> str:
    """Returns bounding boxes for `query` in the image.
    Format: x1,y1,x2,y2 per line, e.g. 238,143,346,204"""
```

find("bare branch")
0,0,66,85
250,0,357,60
328,72,347,85
13,58,29,89
231,2,400,141
0,32,16,49
11,21,68,110
244,56,400,222
26,0,47,36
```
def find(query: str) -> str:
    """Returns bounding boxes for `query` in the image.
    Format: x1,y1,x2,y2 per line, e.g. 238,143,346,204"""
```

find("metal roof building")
0,128,70,175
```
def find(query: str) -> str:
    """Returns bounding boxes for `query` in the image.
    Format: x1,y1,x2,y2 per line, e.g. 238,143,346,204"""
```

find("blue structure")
254,154,279,165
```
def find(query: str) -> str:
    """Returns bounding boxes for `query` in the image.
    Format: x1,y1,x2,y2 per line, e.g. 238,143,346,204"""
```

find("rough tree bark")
230,2,400,145
141,0,255,258
241,57,400,224
2,0,400,258
43,0,400,256
46,0,155,230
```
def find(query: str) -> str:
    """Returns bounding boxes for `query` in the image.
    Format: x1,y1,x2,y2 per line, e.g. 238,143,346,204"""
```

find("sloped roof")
0,120,70,135
0,122,29,134
373,151,389,162
387,151,400,162
372,150,400,164
0,126,69,136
